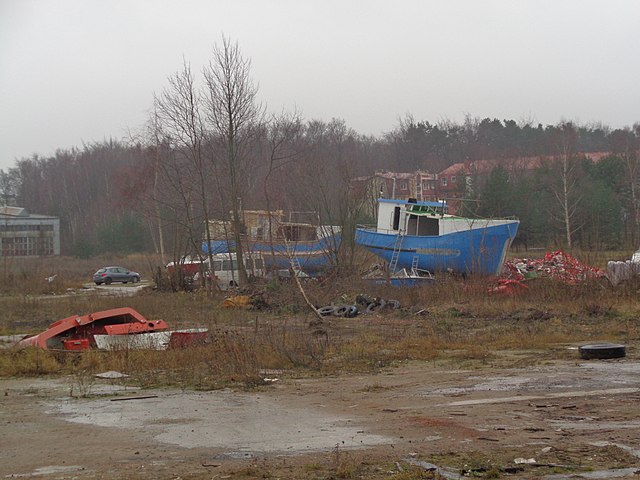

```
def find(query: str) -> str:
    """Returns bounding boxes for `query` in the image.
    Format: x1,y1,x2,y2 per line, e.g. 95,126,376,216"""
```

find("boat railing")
411,267,435,279
357,224,406,235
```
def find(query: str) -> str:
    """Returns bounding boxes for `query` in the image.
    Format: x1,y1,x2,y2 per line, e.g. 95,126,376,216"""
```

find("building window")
399,181,408,190
441,178,448,187
451,175,457,183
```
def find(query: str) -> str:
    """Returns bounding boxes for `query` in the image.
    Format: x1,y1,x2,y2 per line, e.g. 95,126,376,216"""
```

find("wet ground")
2,352,640,479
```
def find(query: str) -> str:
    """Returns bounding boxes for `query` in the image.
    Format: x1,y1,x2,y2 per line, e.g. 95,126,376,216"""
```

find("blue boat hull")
202,234,341,274
355,223,519,276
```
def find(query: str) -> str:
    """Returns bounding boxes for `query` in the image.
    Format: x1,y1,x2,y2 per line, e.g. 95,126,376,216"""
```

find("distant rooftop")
0,206,58,220
0,206,28,217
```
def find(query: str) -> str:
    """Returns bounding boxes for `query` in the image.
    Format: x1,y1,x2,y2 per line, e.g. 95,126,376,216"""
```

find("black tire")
333,305,350,317
579,343,626,360
132,276,140,283
365,300,386,314
344,305,359,318
104,277,112,285
95,282,102,286
386,299,401,309
317,306,335,316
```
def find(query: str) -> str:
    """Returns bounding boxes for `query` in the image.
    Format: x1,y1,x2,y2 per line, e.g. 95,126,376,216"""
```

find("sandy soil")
2,355,640,479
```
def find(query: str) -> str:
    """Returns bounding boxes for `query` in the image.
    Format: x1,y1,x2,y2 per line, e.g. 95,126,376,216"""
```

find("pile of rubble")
491,250,605,293
505,250,605,284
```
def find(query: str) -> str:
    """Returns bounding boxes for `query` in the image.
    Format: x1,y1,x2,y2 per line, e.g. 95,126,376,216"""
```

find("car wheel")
579,343,626,360
133,276,140,283
123,281,128,284
105,277,112,285
95,282,102,285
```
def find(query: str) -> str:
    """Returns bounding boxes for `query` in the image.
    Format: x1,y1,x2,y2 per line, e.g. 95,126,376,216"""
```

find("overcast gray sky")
1,0,639,171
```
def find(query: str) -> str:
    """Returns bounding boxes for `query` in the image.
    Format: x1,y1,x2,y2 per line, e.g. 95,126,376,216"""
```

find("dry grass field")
2,252,640,479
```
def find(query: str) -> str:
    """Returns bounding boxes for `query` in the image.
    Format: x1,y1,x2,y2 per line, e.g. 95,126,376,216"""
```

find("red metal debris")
491,250,605,294
17,308,169,350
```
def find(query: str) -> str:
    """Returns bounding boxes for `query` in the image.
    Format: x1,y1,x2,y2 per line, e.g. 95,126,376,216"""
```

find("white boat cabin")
376,198,515,236
376,198,447,236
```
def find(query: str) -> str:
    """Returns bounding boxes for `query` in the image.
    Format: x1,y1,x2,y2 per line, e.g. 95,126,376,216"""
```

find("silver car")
93,266,140,285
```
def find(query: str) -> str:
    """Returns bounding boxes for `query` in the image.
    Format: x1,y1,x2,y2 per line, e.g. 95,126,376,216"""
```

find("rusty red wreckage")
17,307,208,351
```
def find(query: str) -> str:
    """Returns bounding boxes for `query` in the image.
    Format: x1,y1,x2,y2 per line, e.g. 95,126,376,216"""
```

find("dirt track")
2,354,640,479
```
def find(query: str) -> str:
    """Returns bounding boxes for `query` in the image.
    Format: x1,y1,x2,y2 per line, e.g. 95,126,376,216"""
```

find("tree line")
1,39,639,262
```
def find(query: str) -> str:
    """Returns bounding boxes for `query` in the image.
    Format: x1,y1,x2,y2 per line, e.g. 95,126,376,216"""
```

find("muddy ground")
2,350,640,479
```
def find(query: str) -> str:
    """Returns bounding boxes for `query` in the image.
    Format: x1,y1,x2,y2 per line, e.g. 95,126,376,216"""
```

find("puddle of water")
444,387,640,407
7,465,86,477
544,467,640,479
547,419,640,431
52,389,391,453
406,458,462,480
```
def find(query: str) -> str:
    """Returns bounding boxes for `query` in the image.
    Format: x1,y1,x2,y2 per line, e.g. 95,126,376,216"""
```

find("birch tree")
549,122,581,248
609,127,640,245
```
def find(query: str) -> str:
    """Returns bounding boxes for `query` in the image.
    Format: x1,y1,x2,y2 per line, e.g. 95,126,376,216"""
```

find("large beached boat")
355,198,519,276
202,210,341,275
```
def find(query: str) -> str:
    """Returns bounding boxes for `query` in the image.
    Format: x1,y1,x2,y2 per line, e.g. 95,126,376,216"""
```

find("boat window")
279,224,317,241
222,259,239,270
392,207,401,230
407,215,439,236
244,258,263,270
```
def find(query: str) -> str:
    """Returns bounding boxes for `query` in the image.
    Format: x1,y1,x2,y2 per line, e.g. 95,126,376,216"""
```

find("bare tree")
153,60,218,292
261,111,305,269
203,37,264,286
610,127,640,245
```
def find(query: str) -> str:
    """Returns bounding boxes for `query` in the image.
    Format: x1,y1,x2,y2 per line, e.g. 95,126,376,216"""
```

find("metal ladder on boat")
290,256,302,274
411,255,420,275
389,233,404,273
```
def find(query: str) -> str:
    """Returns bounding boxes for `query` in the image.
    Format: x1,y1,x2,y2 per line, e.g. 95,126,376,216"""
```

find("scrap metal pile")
491,250,605,293
16,308,209,351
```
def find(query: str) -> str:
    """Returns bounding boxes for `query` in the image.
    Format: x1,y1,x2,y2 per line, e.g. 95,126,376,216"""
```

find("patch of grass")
2,253,640,388
0,347,62,376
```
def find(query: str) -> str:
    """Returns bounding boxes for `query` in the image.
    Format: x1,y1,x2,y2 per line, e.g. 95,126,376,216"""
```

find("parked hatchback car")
93,266,141,285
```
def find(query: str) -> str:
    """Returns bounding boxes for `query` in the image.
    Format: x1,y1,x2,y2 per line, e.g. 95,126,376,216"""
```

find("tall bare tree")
203,37,264,286
153,60,219,292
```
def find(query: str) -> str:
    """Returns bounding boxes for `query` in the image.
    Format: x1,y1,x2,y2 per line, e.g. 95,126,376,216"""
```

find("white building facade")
0,207,60,256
